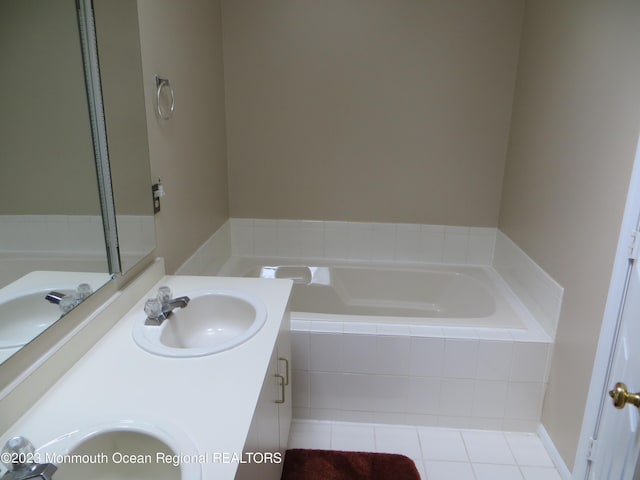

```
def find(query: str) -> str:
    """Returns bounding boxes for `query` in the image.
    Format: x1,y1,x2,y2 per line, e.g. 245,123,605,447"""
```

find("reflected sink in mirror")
0,290,74,348
133,290,267,358
0,271,112,363
0,0,156,373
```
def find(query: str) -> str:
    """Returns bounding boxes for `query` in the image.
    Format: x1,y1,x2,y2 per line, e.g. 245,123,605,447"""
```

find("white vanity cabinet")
236,312,292,480
0,274,294,480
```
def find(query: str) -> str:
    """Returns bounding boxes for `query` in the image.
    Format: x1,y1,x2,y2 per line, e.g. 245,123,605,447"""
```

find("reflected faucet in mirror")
0,272,112,364
45,283,94,313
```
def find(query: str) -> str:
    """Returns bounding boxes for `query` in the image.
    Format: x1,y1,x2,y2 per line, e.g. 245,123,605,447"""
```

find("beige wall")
222,0,523,226
499,0,640,468
0,0,101,215
137,0,229,273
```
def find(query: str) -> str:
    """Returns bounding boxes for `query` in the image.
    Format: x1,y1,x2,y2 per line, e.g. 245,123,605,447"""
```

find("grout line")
289,419,563,479
328,422,334,450
414,425,424,461
459,429,473,464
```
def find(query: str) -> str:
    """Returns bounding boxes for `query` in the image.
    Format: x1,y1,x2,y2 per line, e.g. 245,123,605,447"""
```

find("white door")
589,222,640,479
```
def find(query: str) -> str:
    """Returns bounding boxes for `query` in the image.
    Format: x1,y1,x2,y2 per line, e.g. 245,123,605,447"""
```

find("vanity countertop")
0,274,293,480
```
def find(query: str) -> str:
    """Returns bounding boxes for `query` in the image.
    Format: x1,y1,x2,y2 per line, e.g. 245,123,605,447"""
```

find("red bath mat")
281,449,421,480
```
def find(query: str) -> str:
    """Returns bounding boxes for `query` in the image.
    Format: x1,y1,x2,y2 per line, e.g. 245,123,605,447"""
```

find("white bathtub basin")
220,257,527,329
132,290,267,358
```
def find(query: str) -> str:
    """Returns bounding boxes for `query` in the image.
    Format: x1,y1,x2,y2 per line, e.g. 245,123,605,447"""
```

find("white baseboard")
537,423,572,479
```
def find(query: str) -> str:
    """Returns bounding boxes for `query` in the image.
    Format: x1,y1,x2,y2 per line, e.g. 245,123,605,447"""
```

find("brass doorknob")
609,382,640,409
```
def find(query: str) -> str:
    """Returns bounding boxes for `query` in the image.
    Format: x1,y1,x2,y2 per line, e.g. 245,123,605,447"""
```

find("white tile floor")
287,420,562,480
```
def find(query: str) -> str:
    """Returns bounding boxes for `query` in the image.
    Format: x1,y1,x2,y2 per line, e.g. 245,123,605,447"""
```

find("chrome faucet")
163,296,190,312
144,287,190,325
44,292,66,305
45,284,94,313
1,437,57,480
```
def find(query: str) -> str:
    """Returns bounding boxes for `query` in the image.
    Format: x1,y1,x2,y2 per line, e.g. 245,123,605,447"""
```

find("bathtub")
217,256,550,430
219,258,525,330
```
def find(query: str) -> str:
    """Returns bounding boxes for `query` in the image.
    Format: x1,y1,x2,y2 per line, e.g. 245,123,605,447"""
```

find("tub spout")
44,291,67,304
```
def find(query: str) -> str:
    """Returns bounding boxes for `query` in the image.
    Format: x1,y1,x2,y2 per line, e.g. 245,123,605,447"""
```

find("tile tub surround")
189,219,564,339
228,218,563,338
290,324,551,432
177,219,232,276
493,231,564,339
230,218,497,266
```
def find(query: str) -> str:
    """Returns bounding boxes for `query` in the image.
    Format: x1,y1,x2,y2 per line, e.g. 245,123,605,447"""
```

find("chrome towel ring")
155,75,174,120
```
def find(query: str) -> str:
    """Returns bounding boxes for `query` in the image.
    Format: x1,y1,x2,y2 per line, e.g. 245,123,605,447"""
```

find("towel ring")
155,75,174,120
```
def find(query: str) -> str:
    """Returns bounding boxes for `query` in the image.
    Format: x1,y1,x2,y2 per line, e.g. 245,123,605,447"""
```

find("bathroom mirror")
0,0,155,365
91,0,156,274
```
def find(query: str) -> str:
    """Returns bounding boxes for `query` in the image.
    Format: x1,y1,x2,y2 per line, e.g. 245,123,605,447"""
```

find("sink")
36,423,201,480
55,431,180,480
132,289,267,358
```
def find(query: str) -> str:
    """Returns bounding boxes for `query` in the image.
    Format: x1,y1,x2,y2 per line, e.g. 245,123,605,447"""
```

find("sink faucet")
1,437,57,480
163,296,190,312
144,287,190,325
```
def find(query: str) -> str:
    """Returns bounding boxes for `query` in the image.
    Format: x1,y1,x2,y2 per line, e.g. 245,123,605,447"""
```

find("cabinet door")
236,310,292,480
235,348,281,480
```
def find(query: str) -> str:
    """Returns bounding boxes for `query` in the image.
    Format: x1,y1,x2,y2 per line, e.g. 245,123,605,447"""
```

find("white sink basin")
132,290,267,358
36,422,201,480
56,431,180,480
